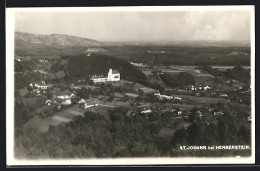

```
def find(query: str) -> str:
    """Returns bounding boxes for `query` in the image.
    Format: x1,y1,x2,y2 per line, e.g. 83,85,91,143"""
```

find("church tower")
107,68,113,81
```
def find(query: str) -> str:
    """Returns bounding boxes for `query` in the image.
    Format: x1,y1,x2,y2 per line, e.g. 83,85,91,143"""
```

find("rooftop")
91,75,107,79
112,70,120,74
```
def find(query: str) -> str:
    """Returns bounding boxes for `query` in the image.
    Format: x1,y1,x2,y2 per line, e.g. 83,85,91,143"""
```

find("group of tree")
14,104,251,159
172,114,251,148
160,72,196,88
197,65,250,84
15,60,35,73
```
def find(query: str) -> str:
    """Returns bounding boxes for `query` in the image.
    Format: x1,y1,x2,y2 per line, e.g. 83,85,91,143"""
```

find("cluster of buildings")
91,69,120,83
127,104,152,117
29,81,51,96
187,85,211,91
78,98,99,109
154,92,182,100
15,56,31,62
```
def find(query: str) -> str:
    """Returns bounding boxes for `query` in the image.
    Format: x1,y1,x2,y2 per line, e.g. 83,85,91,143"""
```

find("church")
91,69,120,83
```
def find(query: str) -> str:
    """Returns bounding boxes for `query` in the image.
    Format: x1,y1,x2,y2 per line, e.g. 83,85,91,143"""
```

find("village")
16,55,251,134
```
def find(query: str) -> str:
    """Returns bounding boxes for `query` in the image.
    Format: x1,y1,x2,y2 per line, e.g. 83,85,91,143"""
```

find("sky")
15,10,251,42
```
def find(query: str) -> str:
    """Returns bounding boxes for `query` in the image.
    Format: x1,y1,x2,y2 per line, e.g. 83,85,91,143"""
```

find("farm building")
83,99,99,109
91,68,120,83
30,81,51,90
53,91,75,105
55,91,75,100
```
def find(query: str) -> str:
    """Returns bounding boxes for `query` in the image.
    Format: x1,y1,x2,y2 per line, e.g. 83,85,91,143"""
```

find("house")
38,59,48,63
220,93,228,97
188,85,197,91
197,111,203,117
140,109,152,114
78,98,86,104
91,69,120,83
45,99,52,106
34,83,49,90
55,97,72,105
203,86,211,90
15,58,22,62
176,107,182,115
214,111,224,116
54,91,75,105
154,92,173,100
55,92,75,100
174,97,182,100
83,99,99,109
130,62,147,67
33,81,50,90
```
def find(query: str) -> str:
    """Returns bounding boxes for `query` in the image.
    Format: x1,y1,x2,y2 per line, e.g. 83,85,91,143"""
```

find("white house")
33,81,50,90
83,99,99,109
203,86,211,90
214,111,224,116
45,99,52,106
78,98,86,104
130,62,147,67
54,92,75,105
154,92,173,100
34,83,48,90
56,92,75,100
140,109,152,114
220,93,228,97
91,69,120,83
174,97,182,100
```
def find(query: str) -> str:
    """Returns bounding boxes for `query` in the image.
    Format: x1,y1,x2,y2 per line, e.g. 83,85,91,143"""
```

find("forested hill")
68,54,148,84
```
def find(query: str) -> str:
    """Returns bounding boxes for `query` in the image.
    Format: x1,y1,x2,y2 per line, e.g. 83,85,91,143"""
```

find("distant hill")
15,32,106,58
68,54,148,85
15,32,103,46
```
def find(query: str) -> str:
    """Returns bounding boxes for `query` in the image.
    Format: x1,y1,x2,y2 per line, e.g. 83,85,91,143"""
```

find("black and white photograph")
6,6,255,165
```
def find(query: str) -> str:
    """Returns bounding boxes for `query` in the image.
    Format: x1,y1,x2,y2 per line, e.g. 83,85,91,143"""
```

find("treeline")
15,72,43,89
197,65,250,84
15,60,35,72
160,72,195,88
172,116,250,147
68,54,148,85
126,46,250,66
15,107,251,158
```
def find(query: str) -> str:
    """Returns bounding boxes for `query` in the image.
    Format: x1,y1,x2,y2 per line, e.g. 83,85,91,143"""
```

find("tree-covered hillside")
68,54,148,85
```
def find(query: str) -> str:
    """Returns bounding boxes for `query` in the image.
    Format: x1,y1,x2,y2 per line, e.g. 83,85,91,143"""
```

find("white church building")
91,68,120,83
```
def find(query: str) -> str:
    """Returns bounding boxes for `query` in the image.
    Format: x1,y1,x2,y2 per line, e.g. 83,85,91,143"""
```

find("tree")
171,127,188,147
187,122,204,145
160,72,195,88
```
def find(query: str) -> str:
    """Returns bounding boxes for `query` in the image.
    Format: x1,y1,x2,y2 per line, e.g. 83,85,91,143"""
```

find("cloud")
15,10,251,41
182,11,250,41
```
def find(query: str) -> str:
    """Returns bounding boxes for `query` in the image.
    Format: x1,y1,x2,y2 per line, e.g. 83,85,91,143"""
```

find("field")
123,80,157,94
24,106,85,132
24,100,131,132
175,94,228,104
211,66,251,71
166,103,202,111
